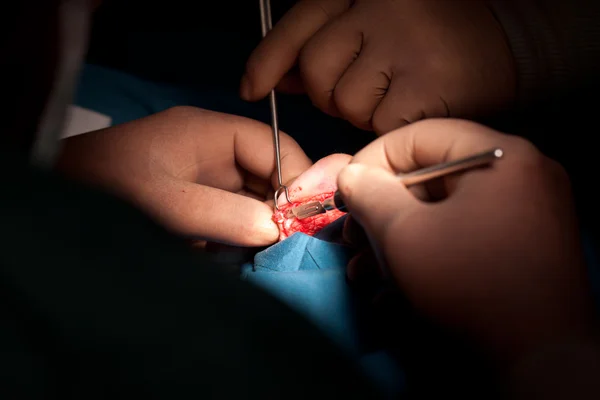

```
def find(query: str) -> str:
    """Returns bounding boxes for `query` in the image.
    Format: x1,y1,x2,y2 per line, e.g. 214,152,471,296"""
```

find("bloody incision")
272,191,347,241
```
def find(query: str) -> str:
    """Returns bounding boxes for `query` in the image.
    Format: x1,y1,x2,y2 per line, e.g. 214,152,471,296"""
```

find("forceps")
259,0,291,210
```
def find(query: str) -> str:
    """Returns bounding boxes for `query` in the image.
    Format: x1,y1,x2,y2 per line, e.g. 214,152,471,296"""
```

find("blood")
272,191,346,241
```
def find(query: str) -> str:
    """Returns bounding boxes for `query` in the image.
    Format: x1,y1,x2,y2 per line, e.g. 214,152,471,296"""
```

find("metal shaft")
336,148,504,211
397,148,503,186
286,148,504,219
325,148,503,213
259,0,286,192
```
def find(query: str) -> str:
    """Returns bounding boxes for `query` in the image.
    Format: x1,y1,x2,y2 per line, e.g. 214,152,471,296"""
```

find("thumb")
144,180,279,247
337,163,421,243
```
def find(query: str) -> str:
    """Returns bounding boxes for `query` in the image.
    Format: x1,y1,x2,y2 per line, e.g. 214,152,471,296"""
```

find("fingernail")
240,74,252,101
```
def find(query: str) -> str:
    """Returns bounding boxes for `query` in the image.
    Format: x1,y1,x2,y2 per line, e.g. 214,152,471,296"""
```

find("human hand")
56,106,312,247
336,118,595,367
241,0,516,135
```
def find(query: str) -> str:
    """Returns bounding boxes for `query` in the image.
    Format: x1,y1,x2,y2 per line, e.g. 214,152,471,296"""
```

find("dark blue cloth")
240,223,600,398
241,216,405,397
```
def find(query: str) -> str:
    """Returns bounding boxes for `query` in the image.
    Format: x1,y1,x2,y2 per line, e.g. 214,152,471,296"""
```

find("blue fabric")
241,216,405,397
241,217,600,397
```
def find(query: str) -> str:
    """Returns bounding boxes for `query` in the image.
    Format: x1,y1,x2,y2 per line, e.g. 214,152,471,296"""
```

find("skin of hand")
335,118,596,369
55,106,312,247
241,0,516,135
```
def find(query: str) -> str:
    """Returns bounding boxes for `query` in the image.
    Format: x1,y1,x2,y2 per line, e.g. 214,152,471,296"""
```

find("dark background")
86,1,297,90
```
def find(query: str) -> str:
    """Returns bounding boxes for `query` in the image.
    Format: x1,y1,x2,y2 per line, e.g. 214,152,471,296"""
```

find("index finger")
242,0,351,101
351,119,515,174
229,116,313,190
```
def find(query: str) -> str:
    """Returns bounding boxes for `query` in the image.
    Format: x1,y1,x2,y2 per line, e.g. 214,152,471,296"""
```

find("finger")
236,189,266,202
371,80,451,135
144,179,280,247
299,12,363,117
227,116,313,189
352,119,509,174
332,48,391,130
243,172,271,197
157,109,312,193
241,0,351,101
337,163,422,244
350,119,519,201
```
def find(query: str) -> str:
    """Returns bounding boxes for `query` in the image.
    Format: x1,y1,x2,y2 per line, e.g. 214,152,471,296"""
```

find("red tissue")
272,191,346,241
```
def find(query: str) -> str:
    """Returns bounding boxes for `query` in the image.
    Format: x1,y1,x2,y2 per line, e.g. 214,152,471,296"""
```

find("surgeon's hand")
56,106,312,246
241,0,515,135
337,119,595,368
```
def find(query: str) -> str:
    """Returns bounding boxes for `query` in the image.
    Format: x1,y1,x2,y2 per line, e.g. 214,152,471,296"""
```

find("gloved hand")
241,0,516,135
337,118,596,368
56,106,312,246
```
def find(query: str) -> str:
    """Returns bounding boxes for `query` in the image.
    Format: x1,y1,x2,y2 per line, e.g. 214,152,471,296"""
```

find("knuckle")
298,39,316,72
332,82,359,116
280,137,303,158
313,1,333,19
332,85,375,130
298,42,323,90
372,110,412,135
306,0,352,18
370,114,388,135
372,111,397,135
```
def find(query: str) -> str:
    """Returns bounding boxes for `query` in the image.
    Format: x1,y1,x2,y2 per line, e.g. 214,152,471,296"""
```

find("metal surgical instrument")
285,148,505,219
259,0,291,211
